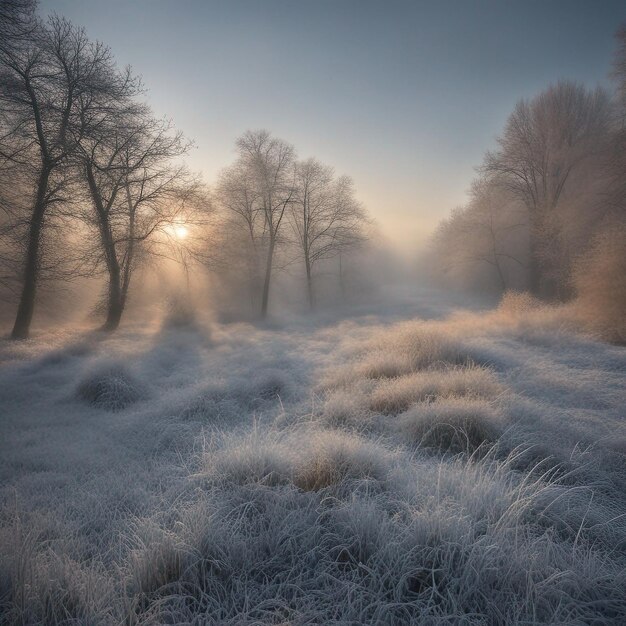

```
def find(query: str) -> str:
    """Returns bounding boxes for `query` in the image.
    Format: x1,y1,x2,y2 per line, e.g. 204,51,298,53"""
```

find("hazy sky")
40,0,626,251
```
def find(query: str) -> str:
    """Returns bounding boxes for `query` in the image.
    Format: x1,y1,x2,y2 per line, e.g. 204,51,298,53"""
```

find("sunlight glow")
174,224,188,239
167,222,189,240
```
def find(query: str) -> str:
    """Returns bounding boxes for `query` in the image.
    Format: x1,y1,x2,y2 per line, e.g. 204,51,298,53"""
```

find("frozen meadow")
0,288,625,625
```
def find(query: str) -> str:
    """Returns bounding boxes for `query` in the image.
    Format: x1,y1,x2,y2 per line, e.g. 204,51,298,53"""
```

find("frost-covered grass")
1,288,625,624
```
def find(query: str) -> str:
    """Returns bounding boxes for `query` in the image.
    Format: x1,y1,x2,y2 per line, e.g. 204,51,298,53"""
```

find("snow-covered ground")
1,288,625,624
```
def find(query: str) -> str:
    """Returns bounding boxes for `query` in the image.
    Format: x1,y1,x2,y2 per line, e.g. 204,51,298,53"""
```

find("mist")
1,1,626,624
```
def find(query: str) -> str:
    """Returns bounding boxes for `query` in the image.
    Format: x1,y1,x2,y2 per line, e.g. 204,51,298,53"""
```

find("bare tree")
79,113,193,330
234,130,295,317
213,159,265,308
289,159,368,308
484,81,611,299
433,177,527,293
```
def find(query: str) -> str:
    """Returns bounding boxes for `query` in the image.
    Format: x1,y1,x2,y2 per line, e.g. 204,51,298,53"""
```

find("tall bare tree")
289,159,367,308
213,159,265,307
234,130,295,317
80,114,193,330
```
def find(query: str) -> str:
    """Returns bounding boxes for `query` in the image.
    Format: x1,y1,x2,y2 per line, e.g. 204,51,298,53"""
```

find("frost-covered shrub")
203,432,296,487
160,294,206,333
178,384,239,423
293,431,392,491
321,386,372,428
128,524,188,597
179,369,292,424
76,361,146,411
399,326,465,369
369,366,502,415
318,324,470,390
573,223,626,344
355,350,415,379
202,429,393,493
251,367,292,403
497,290,540,315
397,397,502,453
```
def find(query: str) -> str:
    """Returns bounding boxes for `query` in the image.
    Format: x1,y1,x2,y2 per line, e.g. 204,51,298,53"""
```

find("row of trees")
207,131,367,315
0,2,370,337
431,29,626,321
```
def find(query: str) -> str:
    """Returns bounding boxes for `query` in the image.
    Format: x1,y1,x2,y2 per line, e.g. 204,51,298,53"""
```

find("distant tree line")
431,27,626,341
0,1,370,337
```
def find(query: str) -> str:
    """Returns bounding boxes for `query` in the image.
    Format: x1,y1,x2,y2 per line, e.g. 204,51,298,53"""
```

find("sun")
167,221,189,240
173,224,188,239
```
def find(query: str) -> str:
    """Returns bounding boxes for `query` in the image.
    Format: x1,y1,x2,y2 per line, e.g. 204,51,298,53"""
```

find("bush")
369,366,502,415
202,430,393,493
397,398,502,454
161,295,200,330
497,290,540,315
573,222,626,344
293,431,392,491
76,361,146,411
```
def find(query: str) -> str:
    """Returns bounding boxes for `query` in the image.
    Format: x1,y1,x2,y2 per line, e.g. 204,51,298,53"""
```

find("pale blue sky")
40,0,626,249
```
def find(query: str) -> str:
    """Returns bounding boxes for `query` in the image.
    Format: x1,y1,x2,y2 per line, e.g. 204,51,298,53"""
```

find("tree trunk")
261,237,275,318
528,209,565,301
103,273,123,331
494,261,507,293
339,253,345,299
86,163,125,332
11,166,51,339
305,255,314,309
117,183,135,322
488,222,507,293
527,212,543,297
